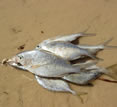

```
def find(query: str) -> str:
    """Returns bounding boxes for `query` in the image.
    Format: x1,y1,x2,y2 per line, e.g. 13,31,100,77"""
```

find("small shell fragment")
1,58,9,65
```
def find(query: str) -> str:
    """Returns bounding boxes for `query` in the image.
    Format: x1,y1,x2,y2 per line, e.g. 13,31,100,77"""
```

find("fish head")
7,51,33,69
36,39,52,49
36,43,44,49
36,45,41,49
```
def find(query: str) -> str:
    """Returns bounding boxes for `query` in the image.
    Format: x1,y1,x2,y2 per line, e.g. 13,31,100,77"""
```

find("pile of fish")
2,32,117,102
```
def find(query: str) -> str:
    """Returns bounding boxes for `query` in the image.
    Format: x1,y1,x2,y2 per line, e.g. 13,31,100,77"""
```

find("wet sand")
0,0,117,107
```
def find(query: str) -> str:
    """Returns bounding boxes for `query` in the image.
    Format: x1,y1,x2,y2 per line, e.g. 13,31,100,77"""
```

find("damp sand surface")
0,0,117,107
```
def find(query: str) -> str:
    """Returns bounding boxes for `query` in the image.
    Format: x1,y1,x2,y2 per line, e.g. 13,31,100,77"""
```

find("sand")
0,0,117,107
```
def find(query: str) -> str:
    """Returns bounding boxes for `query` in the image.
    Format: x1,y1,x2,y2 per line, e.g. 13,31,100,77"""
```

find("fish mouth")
6,59,23,67
6,59,27,70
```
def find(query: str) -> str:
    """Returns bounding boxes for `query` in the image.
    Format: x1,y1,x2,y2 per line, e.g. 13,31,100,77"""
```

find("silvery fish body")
63,69,102,85
35,75,76,94
7,49,81,77
61,62,110,85
38,32,95,44
85,64,117,80
30,63,80,77
62,64,113,85
36,41,97,60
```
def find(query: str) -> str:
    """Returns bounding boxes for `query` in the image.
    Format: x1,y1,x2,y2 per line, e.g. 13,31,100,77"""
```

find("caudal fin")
99,37,117,49
99,64,117,80
79,28,96,37
105,64,117,80
71,91,87,104
85,51,103,61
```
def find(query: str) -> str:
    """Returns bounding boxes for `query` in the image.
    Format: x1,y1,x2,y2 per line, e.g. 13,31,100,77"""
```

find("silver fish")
37,31,96,44
35,75,76,94
86,64,117,81
35,32,96,61
7,49,87,77
62,69,102,85
62,63,117,85
78,38,117,55
36,41,98,61
35,75,87,103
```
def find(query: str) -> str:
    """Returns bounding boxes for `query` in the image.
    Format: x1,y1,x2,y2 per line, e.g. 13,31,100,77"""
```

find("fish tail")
69,90,77,95
73,60,98,70
76,28,96,37
72,91,88,104
99,65,117,80
105,64,117,80
79,32,96,37
99,37,117,49
85,51,103,61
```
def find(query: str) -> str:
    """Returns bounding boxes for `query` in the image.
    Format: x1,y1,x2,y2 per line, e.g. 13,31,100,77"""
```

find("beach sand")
0,0,117,107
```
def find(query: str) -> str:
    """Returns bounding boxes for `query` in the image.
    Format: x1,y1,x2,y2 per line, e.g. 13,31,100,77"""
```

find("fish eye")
36,45,40,48
18,56,23,59
17,63,22,66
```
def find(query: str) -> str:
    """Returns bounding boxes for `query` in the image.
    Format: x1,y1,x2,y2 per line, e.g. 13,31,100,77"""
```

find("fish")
62,64,117,85
77,38,117,55
35,32,97,61
62,68,102,85
36,37,117,61
87,64,117,82
7,49,91,77
37,31,96,45
35,75,76,94
35,75,87,103
36,41,99,61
